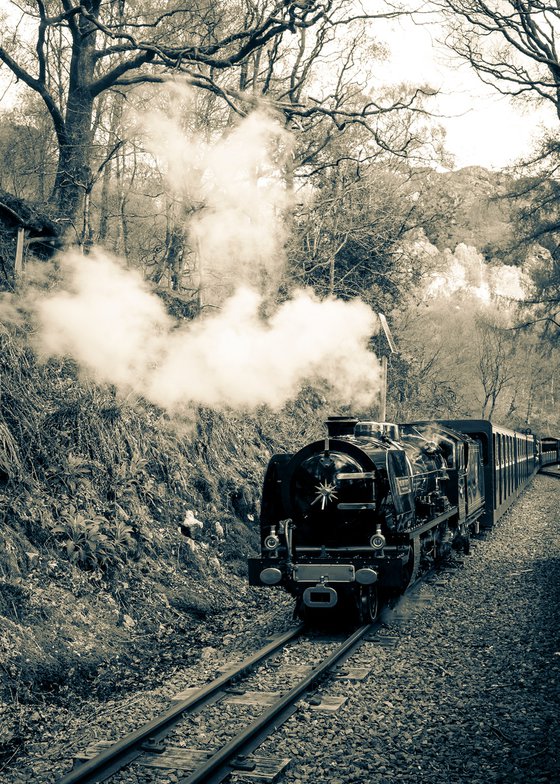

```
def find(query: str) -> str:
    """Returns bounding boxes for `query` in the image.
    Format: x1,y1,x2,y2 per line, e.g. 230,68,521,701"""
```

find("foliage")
0,317,331,582
287,164,426,308
501,143,560,344
433,0,560,328
411,166,517,259
0,98,58,202
49,511,135,571
391,258,559,431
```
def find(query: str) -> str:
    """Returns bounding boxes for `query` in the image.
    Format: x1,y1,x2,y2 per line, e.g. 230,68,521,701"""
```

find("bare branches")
0,0,439,224
0,44,67,142
90,50,156,96
79,0,329,70
436,0,560,118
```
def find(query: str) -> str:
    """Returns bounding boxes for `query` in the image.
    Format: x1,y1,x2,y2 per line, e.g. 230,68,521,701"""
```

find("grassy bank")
0,321,334,761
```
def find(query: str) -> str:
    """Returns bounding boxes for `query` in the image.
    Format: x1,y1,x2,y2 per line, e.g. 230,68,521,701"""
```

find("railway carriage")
439,420,537,527
540,436,560,468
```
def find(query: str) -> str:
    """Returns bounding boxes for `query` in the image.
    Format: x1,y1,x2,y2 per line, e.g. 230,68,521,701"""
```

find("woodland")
0,0,559,772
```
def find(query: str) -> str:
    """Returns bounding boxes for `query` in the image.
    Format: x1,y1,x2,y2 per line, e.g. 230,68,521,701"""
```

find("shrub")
49,511,135,571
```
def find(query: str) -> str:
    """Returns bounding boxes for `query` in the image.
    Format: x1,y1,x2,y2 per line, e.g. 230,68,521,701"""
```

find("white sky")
376,14,558,170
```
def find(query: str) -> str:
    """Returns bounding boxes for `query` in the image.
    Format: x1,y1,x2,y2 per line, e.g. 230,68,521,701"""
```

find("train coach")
248,416,557,623
425,420,537,528
541,436,560,468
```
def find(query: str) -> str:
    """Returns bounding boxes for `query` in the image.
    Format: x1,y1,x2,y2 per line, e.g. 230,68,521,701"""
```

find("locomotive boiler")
248,416,485,623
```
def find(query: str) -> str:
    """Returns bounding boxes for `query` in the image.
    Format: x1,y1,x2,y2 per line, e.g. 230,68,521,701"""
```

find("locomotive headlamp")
264,533,280,551
370,525,386,550
356,568,378,585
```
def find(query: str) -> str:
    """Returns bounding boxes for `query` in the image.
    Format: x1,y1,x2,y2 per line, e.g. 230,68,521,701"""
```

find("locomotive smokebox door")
280,438,379,549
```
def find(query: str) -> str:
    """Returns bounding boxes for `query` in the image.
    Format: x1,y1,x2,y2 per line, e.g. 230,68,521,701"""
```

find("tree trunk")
48,10,99,231
98,156,112,243
168,228,185,291
49,90,95,231
98,97,123,243
328,255,335,296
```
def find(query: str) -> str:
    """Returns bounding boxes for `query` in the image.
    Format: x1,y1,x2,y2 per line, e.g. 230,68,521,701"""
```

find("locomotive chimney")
325,416,359,437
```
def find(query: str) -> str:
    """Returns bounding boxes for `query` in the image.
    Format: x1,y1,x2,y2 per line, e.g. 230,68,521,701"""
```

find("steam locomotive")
248,417,550,623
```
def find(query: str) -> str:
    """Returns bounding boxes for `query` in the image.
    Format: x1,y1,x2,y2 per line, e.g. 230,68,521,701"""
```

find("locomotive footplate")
410,506,458,536
248,553,409,590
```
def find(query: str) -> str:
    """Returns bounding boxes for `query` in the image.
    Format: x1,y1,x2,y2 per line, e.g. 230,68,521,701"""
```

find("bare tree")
0,1,334,229
435,0,560,119
288,161,426,307
0,0,437,239
476,321,516,420
0,97,57,201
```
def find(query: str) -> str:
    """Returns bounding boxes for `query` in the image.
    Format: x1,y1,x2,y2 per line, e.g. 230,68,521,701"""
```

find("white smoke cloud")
24,90,383,413
34,251,381,410
34,250,171,388
397,232,531,304
136,87,292,298
425,243,530,302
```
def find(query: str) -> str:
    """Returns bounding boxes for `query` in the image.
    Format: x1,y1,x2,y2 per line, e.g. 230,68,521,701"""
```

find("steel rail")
179,622,373,784
539,467,560,478
55,626,302,784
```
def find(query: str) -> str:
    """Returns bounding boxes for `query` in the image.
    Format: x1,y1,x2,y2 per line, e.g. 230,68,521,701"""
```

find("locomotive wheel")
358,585,379,623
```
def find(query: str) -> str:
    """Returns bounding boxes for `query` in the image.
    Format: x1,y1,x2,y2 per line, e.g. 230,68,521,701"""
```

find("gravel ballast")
2,474,559,784
260,473,560,784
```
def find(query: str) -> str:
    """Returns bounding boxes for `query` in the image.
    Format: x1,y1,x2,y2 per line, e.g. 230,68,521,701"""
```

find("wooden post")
14,227,25,277
380,355,388,422
377,313,397,422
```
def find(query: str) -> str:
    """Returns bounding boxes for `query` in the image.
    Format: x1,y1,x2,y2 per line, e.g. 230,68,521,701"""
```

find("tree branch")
0,45,66,142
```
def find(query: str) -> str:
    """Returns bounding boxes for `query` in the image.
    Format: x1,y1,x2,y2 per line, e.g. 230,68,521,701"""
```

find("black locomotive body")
248,417,491,622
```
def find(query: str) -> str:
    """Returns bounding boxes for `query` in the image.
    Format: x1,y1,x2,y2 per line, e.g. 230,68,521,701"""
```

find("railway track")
55,621,378,784
41,481,560,784
539,466,560,478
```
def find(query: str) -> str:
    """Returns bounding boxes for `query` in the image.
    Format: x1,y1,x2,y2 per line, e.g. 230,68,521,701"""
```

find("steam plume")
27,89,383,412
34,251,381,410
136,87,292,300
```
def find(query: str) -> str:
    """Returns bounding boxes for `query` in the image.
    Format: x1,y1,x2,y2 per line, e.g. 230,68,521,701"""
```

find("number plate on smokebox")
293,564,355,582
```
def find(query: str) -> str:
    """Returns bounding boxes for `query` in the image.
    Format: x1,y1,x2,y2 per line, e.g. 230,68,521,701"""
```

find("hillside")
0,321,331,764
